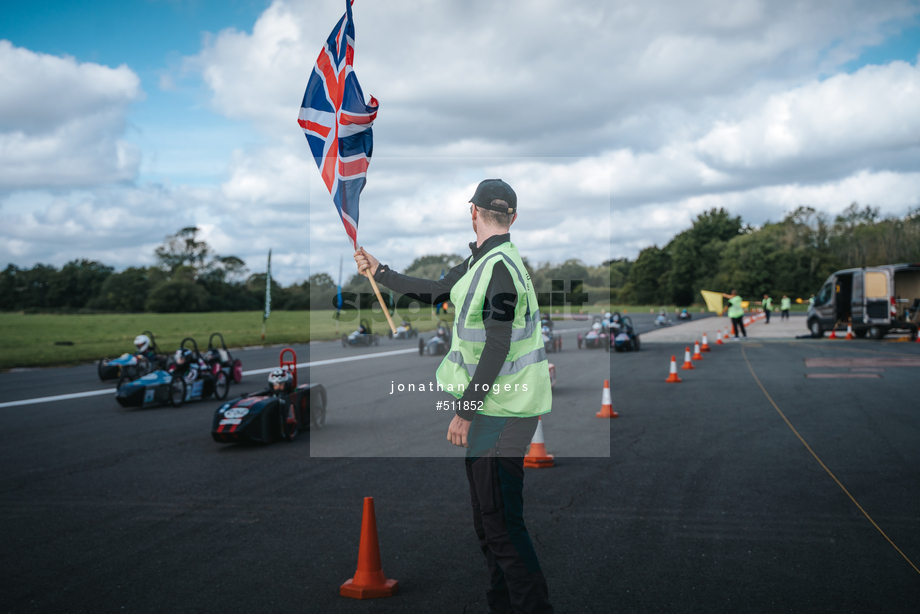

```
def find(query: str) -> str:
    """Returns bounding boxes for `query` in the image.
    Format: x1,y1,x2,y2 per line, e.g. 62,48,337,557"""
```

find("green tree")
624,246,671,304
87,267,154,312
47,259,113,309
145,280,211,313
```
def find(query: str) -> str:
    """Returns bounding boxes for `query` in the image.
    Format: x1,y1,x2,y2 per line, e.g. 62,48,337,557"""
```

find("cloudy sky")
2,0,920,284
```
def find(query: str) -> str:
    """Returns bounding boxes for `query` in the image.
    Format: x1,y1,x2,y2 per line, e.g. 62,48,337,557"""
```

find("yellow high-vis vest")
436,242,552,418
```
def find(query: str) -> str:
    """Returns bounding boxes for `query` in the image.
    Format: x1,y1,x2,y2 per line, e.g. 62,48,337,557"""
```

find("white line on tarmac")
0,388,115,409
242,348,418,375
0,348,419,409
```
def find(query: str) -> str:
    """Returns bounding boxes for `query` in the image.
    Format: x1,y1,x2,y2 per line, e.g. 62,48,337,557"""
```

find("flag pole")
364,269,397,335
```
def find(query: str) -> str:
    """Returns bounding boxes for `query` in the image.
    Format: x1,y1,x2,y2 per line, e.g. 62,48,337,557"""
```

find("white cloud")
0,40,143,189
4,1,920,282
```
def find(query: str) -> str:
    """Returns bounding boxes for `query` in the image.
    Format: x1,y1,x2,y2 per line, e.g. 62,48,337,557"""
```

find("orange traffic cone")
716,330,723,345
524,417,555,467
692,341,704,360
701,333,711,352
665,355,682,383
340,498,399,599
845,325,854,340
829,327,837,339
681,347,695,370
596,380,618,418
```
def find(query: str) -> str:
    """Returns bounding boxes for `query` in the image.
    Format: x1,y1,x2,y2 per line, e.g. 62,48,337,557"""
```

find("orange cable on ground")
739,346,919,576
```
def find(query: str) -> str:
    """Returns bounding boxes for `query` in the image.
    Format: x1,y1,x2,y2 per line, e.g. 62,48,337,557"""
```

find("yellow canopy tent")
700,290,724,313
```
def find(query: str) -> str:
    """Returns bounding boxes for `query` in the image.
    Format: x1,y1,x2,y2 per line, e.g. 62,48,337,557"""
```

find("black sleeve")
373,260,468,305
455,262,518,422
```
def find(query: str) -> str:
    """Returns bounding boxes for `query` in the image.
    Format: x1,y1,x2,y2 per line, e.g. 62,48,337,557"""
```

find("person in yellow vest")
721,289,747,339
756,294,773,324
354,179,554,614
781,295,792,320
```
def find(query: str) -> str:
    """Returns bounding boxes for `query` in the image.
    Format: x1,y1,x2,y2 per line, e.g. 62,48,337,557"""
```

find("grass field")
1,302,809,370
0,310,452,370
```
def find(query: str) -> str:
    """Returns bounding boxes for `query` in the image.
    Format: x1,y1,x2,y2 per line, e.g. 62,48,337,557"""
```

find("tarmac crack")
625,427,649,459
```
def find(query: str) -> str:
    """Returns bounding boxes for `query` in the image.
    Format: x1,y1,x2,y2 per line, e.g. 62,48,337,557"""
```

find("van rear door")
851,271,864,323
863,268,890,324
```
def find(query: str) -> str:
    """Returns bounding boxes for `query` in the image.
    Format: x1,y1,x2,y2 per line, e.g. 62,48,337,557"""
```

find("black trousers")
781,309,790,320
732,316,747,337
765,309,771,323
466,416,553,614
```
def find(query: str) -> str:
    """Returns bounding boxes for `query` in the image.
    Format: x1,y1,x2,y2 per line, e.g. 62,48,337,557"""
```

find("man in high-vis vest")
781,295,792,320
758,294,772,324
721,289,747,339
354,179,554,613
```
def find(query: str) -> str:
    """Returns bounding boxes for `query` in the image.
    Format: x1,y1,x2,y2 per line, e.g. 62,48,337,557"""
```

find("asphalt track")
2,313,919,613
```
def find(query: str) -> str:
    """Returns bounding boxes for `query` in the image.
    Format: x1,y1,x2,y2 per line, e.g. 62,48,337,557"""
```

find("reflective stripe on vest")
453,251,538,344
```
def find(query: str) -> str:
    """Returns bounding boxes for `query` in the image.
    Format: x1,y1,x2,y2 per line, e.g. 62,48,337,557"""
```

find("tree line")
3,204,918,313
619,204,920,305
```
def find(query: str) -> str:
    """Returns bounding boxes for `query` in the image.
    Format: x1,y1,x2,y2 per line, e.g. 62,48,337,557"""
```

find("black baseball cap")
470,179,516,214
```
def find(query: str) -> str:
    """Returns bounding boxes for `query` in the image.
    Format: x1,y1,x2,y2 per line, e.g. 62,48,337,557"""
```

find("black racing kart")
608,315,641,352
212,348,327,444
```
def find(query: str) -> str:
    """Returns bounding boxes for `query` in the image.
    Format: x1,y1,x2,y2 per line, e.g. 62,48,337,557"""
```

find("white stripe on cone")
601,382,611,406
531,417,546,445
670,357,678,374
684,348,692,363
694,341,701,355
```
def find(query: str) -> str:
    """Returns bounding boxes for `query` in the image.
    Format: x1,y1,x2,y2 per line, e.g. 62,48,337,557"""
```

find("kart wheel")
310,389,326,430
419,338,425,356
97,358,109,381
136,355,150,378
117,375,132,390
232,359,243,384
342,334,348,348
214,371,229,400
634,336,641,351
555,337,562,352
169,378,186,408
577,335,583,349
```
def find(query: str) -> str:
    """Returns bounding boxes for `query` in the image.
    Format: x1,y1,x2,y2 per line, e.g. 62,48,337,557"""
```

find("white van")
806,264,920,339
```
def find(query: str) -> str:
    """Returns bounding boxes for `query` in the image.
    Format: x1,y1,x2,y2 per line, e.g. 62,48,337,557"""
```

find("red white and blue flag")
298,0,377,249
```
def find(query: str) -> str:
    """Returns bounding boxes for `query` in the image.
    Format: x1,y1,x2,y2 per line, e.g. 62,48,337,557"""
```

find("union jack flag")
298,0,378,249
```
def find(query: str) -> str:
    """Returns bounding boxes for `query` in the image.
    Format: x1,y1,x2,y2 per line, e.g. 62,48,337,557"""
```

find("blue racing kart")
115,337,234,408
97,330,166,387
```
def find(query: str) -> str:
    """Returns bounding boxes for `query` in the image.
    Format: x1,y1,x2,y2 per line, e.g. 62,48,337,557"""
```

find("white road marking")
0,388,115,409
0,348,420,409
242,348,418,375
